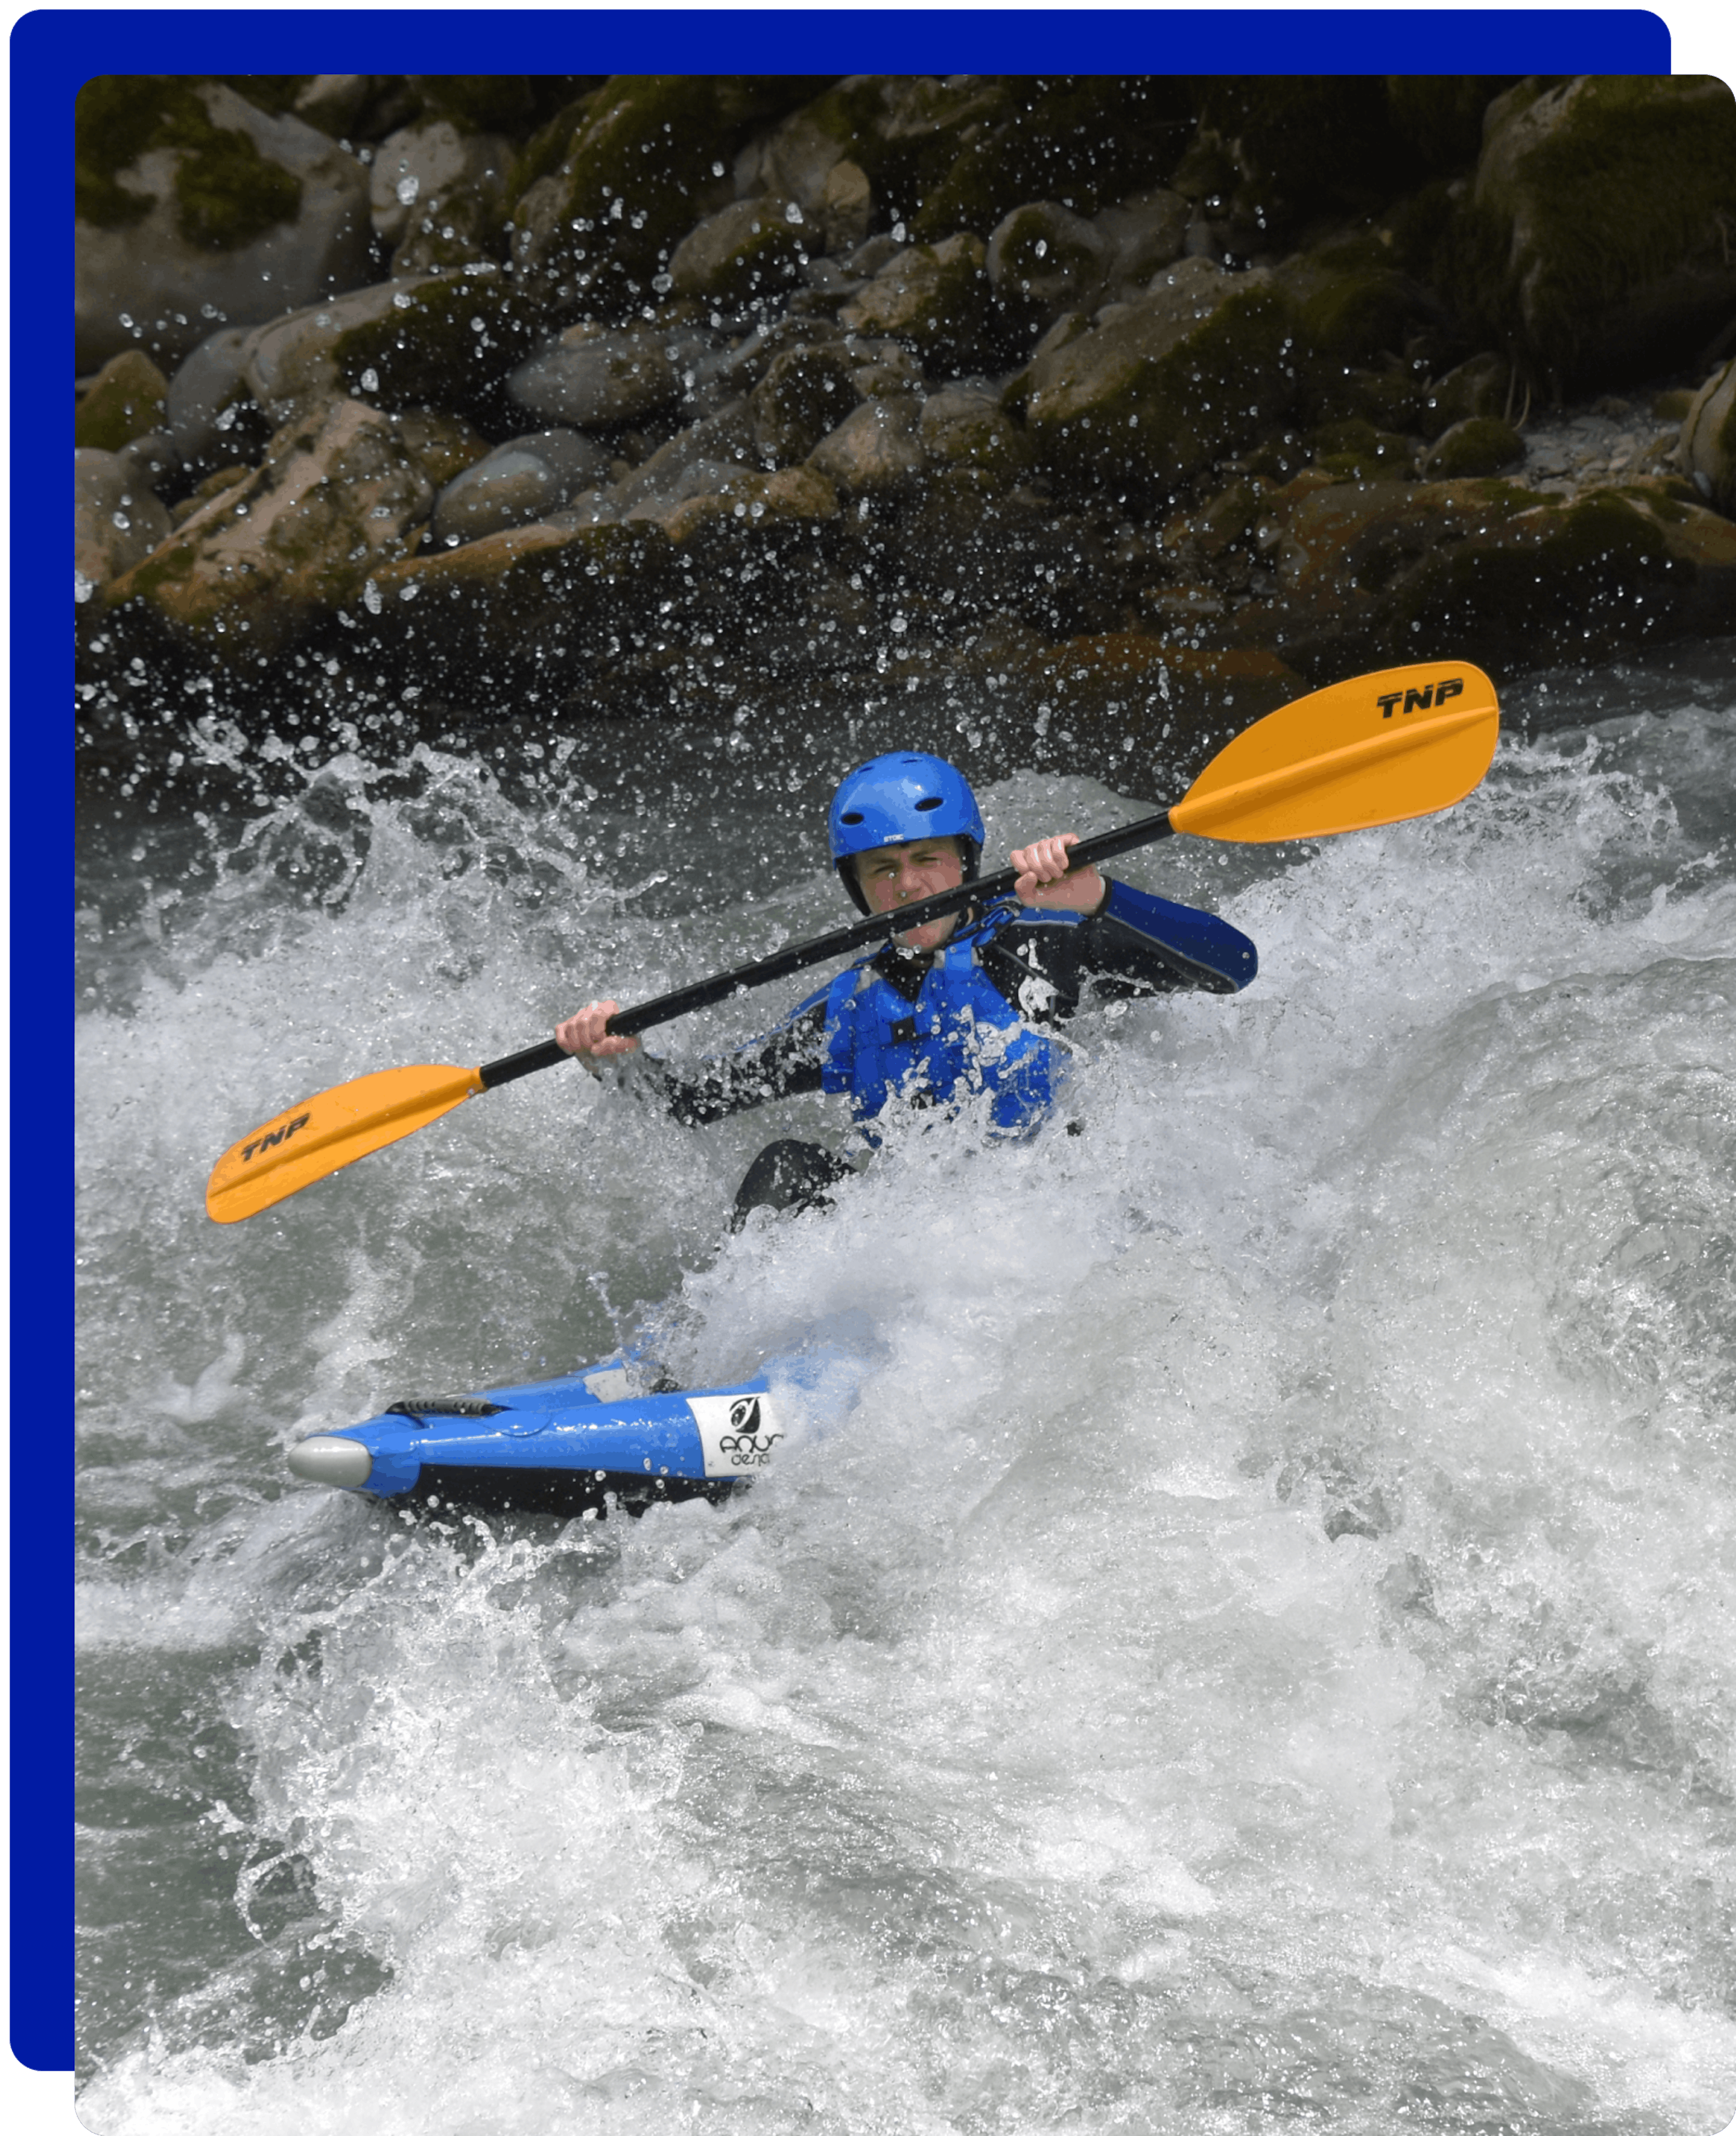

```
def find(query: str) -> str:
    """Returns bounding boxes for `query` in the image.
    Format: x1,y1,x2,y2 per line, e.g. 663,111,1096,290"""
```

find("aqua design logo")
688,1391,784,1477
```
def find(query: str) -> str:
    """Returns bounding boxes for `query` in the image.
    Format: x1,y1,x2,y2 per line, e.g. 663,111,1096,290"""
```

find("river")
75,646,1735,2131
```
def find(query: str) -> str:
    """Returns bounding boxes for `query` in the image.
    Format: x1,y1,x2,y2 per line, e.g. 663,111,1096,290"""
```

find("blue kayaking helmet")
828,752,985,913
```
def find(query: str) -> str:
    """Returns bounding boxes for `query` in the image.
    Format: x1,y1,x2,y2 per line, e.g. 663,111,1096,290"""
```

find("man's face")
854,836,965,950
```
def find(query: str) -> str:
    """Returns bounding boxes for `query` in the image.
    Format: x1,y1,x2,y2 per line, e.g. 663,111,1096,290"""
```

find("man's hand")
555,1000,642,1076
1010,833,1107,915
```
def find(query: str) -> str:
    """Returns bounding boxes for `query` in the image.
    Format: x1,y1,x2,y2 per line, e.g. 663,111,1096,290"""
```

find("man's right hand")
555,1000,642,1072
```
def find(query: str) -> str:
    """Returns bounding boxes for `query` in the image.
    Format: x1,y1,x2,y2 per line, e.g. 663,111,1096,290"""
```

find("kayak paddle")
206,659,1498,1222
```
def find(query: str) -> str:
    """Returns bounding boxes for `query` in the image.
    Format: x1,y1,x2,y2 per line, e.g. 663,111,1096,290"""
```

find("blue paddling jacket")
630,877,1257,1139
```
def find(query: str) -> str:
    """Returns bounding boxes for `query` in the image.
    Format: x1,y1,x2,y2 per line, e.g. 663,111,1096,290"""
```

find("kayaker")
556,751,1257,1227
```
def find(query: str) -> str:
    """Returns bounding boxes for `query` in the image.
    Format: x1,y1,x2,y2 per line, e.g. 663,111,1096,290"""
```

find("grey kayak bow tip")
287,1434,373,1489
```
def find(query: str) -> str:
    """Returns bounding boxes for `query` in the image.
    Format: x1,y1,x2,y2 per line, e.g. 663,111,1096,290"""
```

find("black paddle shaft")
477,809,1178,1089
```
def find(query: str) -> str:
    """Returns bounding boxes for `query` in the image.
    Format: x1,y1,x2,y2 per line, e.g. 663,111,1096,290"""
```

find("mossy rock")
839,233,990,362
751,345,863,465
1453,75,1736,394
1675,357,1736,515
1382,77,1519,177
514,77,830,312
1372,489,1689,665
1420,416,1524,480
669,196,808,308
1306,418,1416,479
75,352,169,451
1180,78,1399,247
407,76,598,138
1275,235,1442,419
76,76,303,249
330,269,544,418
912,77,1196,241
1020,263,1300,500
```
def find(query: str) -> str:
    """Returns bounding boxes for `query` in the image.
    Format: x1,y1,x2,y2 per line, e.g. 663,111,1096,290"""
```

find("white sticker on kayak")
688,1392,783,1477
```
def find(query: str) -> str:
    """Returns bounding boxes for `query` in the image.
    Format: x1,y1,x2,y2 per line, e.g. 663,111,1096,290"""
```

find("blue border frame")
29,3,1676,2084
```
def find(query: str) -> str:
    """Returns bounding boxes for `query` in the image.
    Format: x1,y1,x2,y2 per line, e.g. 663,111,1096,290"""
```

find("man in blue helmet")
556,751,1256,1227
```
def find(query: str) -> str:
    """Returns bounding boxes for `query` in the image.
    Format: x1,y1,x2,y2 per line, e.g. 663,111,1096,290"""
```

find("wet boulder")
1274,234,1442,424
75,449,174,598
656,464,839,543
431,429,610,545
1460,75,1736,393
1016,259,1298,499
807,395,925,496
985,204,1109,331
508,323,681,429
75,352,170,452
1675,358,1736,516
816,160,873,254
668,195,809,307
750,344,863,464
370,118,513,273
75,78,372,373
103,398,434,654
839,234,989,363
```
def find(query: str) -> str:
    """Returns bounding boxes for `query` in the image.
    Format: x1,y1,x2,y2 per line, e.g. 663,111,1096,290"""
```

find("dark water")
75,645,1736,2131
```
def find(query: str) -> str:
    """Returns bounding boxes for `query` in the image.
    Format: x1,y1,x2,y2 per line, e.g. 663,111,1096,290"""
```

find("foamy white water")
77,661,1736,2132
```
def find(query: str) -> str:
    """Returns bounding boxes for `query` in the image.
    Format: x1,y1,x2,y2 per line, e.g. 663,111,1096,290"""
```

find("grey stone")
114,430,183,494
818,161,873,253
714,315,846,394
75,448,174,597
239,279,434,420
292,76,375,138
605,406,758,514
1675,357,1736,515
432,430,613,545
75,82,373,373
165,325,255,460
669,195,809,307
508,326,681,429
807,395,925,495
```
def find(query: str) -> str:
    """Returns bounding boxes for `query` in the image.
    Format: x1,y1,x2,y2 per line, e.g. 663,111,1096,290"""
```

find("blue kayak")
286,1346,859,1517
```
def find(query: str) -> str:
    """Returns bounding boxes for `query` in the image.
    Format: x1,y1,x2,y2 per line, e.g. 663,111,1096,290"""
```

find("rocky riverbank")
76,72,1736,794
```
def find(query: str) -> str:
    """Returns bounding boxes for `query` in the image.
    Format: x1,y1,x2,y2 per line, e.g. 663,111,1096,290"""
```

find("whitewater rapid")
76,655,1735,2132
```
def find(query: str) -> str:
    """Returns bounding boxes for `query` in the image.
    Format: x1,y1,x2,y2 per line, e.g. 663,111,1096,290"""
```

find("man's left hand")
1010,833,1107,914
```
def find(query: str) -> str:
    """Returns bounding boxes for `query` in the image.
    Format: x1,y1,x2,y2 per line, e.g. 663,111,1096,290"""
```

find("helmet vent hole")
914,796,943,811
840,811,864,825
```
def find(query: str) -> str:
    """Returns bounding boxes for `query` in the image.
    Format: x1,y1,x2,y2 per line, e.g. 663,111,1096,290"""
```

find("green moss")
75,76,304,251
410,75,601,138
913,76,1194,241
108,539,196,604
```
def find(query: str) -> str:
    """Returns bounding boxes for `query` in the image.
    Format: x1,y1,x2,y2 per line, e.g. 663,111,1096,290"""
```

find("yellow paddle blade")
1170,661,1500,842
206,1064,485,1224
